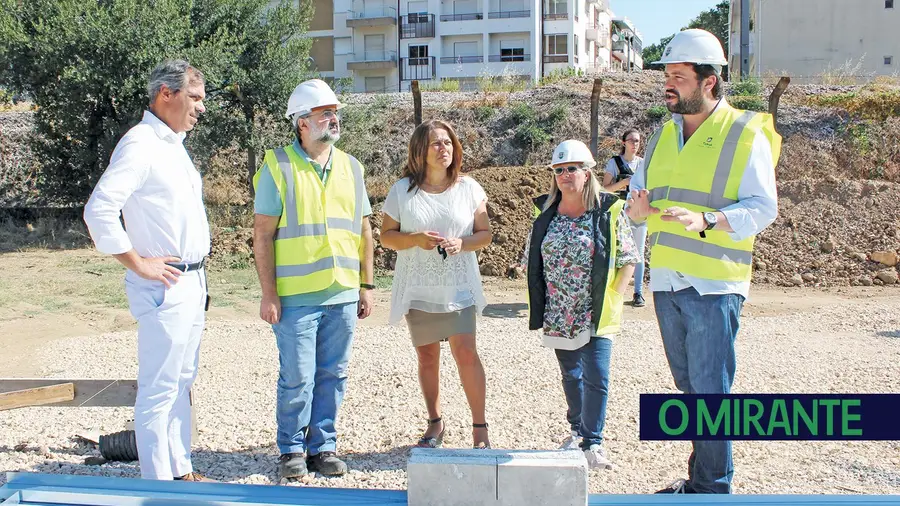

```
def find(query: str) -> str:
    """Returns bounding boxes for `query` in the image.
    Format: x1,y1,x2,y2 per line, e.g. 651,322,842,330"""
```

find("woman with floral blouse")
525,139,639,470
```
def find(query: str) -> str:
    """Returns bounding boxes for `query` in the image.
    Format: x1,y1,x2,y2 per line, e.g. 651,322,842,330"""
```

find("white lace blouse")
382,176,488,324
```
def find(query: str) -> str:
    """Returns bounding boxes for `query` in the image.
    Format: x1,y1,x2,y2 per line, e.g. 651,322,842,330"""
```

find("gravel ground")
2,297,900,495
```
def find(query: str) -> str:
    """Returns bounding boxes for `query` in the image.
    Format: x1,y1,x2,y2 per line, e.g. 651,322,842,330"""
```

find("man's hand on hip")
661,206,706,232
135,256,183,288
625,189,660,222
357,288,373,319
260,294,281,325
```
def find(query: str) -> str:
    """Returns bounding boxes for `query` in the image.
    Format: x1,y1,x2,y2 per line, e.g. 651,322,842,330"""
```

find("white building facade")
302,0,643,92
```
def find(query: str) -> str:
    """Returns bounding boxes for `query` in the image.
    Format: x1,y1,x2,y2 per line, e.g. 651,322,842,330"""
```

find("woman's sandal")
473,422,491,449
416,417,445,448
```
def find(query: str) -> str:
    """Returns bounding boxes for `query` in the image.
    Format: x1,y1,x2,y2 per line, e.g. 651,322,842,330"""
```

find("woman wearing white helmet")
525,139,640,469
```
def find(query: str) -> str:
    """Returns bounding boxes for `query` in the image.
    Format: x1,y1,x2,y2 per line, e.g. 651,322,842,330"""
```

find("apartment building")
304,0,643,93
728,0,900,80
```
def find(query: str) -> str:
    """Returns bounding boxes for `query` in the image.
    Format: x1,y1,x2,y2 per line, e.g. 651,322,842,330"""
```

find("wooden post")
768,76,791,133
589,78,603,157
412,80,423,126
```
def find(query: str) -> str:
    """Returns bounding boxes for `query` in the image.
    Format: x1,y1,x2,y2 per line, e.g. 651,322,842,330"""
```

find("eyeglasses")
304,110,340,121
550,165,583,175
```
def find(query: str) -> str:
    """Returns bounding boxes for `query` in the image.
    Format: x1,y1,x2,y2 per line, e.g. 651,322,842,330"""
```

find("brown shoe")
174,472,217,482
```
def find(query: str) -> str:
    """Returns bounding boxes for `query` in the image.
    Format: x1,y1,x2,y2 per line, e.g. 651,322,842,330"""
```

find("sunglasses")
550,165,583,175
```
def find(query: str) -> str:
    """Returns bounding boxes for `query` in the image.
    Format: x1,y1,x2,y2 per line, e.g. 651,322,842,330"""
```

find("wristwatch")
703,212,718,231
360,283,376,290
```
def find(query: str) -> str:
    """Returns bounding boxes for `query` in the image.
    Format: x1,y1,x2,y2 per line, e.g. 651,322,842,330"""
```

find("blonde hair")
543,165,606,212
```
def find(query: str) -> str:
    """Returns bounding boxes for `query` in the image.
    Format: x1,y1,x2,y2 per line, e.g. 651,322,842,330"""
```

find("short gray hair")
147,59,205,102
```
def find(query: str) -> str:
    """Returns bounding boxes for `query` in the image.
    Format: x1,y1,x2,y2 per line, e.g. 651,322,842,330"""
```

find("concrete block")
407,448,587,506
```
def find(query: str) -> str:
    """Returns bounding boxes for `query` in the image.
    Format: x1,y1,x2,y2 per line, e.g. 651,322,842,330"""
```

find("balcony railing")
400,14,435,38
543,12,568,20
347,5,397,18
350,50,398,62
440,12,483,21
440,55,484,64
543,54,568,63
401,56,436,81
487,10,530,18
488,54,531,62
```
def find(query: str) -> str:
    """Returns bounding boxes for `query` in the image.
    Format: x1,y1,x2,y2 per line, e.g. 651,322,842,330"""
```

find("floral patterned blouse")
540,211,640,339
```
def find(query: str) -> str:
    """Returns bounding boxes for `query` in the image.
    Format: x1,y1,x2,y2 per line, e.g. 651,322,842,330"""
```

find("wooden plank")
0,383,74,411
0,379,137,408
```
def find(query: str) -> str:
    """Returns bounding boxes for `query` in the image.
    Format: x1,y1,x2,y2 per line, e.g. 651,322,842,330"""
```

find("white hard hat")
285,79,345,119
551,140,596,168
653,29,727,67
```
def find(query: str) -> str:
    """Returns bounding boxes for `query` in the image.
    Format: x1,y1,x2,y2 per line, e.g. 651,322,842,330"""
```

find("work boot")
583,444,614,470
307,451,348,476
632,293,646,308
279,453,308,479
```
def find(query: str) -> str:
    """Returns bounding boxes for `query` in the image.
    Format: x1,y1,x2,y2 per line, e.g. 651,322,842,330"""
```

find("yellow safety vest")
253,145,365,296
643,103,781,282
595,198,627,336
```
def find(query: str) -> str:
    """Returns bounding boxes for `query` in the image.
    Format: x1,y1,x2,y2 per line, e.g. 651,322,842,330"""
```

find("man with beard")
626,29,781,494
252,79,374,479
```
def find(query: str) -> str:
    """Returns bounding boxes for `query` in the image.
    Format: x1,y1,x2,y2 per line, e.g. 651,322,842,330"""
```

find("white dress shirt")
630,99,779,298
84,111,210,263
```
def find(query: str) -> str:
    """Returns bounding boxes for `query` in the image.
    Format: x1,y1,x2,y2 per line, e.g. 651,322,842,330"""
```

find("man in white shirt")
83,59,212,482
627,30,780,494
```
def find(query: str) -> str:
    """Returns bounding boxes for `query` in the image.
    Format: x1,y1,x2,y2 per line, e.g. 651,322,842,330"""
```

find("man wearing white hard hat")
251,79,374,478
627,29,781,494
525,140,639,470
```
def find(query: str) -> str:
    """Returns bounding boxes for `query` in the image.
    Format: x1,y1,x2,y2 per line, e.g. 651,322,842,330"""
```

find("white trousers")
125,268,206,480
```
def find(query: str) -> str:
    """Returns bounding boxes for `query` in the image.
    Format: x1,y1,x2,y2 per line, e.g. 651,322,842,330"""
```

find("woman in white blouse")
380,119,492,449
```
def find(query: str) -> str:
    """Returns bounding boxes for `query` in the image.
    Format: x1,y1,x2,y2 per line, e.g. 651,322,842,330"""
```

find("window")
455,0,477,14
500,39,525,61
547,0,566,15
365,77,386,92
574,34,579,56
546,34,567,55
364,34,385,60
886,0,894,8
409,45,429,65
886,56,894,66
408,1,428,21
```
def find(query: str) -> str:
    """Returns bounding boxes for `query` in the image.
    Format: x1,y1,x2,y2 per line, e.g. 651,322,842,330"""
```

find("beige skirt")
406,306,477,347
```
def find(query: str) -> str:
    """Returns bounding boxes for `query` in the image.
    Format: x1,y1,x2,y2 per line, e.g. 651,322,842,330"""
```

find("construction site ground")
1,249,898,494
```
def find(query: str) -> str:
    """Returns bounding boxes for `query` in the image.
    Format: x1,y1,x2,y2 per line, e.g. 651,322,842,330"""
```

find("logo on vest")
702,136,714,148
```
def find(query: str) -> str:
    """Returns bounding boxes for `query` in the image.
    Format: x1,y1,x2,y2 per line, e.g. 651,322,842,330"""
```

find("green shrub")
474,105,495,122
729,95,767,112
421,79,460,92
515,122,551,147
545,102,568,128
510,102,537,124
646,105,669,120
730,78,763,97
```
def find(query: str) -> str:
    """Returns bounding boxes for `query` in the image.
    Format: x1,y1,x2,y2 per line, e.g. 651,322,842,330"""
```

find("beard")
666,87,705,115
309,120,341,145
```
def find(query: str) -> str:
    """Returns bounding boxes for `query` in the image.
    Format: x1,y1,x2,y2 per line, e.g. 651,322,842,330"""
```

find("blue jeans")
272,303,357,456
653,287,744,494
555,337,612,450
632,223,648,296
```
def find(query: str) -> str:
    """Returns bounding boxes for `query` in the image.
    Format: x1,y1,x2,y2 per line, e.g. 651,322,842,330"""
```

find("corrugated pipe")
98,430,139,461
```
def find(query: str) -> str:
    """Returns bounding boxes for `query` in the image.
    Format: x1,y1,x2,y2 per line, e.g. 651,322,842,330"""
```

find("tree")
0,0,312,203
642,0,730,75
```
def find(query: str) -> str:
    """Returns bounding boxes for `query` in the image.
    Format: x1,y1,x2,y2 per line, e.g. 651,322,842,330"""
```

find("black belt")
166,258,206,272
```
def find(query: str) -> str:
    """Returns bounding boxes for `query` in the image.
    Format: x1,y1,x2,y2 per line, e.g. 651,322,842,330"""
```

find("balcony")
488,54,532,62
440,12,483,21
347,50,398,70
400,57,436,81
400,14,435,38
543,55,568,63
543,12,568,20
346,5,397,28
488,10,530,19
440,55,484,64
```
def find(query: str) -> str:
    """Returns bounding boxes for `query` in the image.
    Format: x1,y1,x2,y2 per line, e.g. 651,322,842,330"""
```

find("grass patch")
509,101,566,149
730,78,763,97
421,79,461,92
538,67,584,87
474,105,495,122
808,88,900,121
